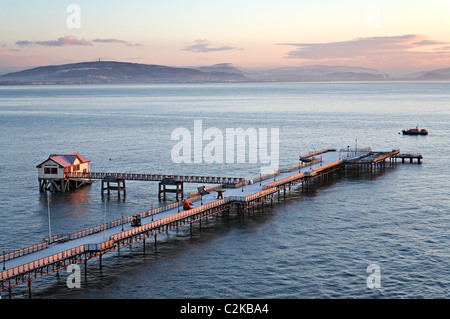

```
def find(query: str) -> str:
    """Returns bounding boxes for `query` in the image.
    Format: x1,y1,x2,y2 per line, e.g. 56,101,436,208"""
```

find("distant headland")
1,61,449,85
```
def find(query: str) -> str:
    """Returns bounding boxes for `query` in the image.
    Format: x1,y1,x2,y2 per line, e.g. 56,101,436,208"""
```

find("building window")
72,164,80,171
44,167,58,175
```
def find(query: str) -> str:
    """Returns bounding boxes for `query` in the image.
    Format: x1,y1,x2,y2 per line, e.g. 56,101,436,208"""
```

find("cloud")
279,35,450,60
435,46,450,51
16,35,92,47
0,44,19,55
92,38,142,46
16,36,141,48
182,39,239,53
412,39,449,46
277,34,450,72
92,38,128,44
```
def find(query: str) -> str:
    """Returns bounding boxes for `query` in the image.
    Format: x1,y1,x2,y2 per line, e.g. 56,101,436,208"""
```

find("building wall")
38,160,65,179
71,158,90,173
38,157,90,179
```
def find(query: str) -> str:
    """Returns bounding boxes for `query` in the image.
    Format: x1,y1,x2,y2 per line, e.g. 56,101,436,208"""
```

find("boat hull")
402,130,428,135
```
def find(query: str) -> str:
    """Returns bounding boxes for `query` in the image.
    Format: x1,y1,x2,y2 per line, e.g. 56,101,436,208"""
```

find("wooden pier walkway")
393,152,423,163
66,172,244,185
66,172,246,199
0,147,418,298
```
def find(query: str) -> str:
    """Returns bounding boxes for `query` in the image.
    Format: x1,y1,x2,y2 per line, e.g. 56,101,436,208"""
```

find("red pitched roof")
50,155,72,168
67,152,90,163
36,153,90,168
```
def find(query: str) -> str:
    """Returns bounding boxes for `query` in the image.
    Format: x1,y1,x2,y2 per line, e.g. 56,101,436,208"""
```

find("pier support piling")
101,175,126,198
158,178,183,201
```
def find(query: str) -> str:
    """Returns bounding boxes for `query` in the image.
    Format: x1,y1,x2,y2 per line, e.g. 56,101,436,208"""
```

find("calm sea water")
0,82,449,299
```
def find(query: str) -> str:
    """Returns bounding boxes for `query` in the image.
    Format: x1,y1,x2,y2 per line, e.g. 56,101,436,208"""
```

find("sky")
1,0,450,75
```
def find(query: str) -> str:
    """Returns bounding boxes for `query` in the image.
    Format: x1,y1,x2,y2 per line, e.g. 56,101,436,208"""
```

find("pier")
2,147,421,298
66,171,245,198
393,152,423,164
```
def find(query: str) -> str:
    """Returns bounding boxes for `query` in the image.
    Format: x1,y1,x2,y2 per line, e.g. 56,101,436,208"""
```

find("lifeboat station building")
37,152,91,192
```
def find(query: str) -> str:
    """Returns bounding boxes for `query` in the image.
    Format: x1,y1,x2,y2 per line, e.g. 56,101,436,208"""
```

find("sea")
0,82,449,299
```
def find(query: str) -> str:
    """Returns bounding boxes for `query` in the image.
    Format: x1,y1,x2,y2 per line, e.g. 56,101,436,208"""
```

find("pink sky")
3,34,449,75
1,1,450,75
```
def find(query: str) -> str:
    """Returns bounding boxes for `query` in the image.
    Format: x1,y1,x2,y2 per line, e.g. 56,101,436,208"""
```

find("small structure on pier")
101,174,126,198
36,153,91,192
158,177,183,201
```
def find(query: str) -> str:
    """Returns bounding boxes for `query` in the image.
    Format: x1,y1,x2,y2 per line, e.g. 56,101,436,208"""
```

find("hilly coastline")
0,61,250,85
1,61,450,84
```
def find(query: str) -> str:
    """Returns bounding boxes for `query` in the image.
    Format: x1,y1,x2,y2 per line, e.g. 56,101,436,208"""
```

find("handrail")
0,245,85,281
110,199,229,242
300,149,334,159
0,238,120,281
263,171,306,190
0,242,48,263
311,159,344,173
372,150,400,164
66,172,244,184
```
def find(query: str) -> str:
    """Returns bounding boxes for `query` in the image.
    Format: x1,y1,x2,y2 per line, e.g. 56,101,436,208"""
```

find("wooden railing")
372,150,400,164
110,199,229,242
1,245,85,280
0,242,48,263
262,172,306,190
66,171,244,184
311,159,344,173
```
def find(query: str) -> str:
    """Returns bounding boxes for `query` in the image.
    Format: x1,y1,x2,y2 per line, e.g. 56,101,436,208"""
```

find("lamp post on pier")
240,164,244,192
103,198,107,241
47,192,52,241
